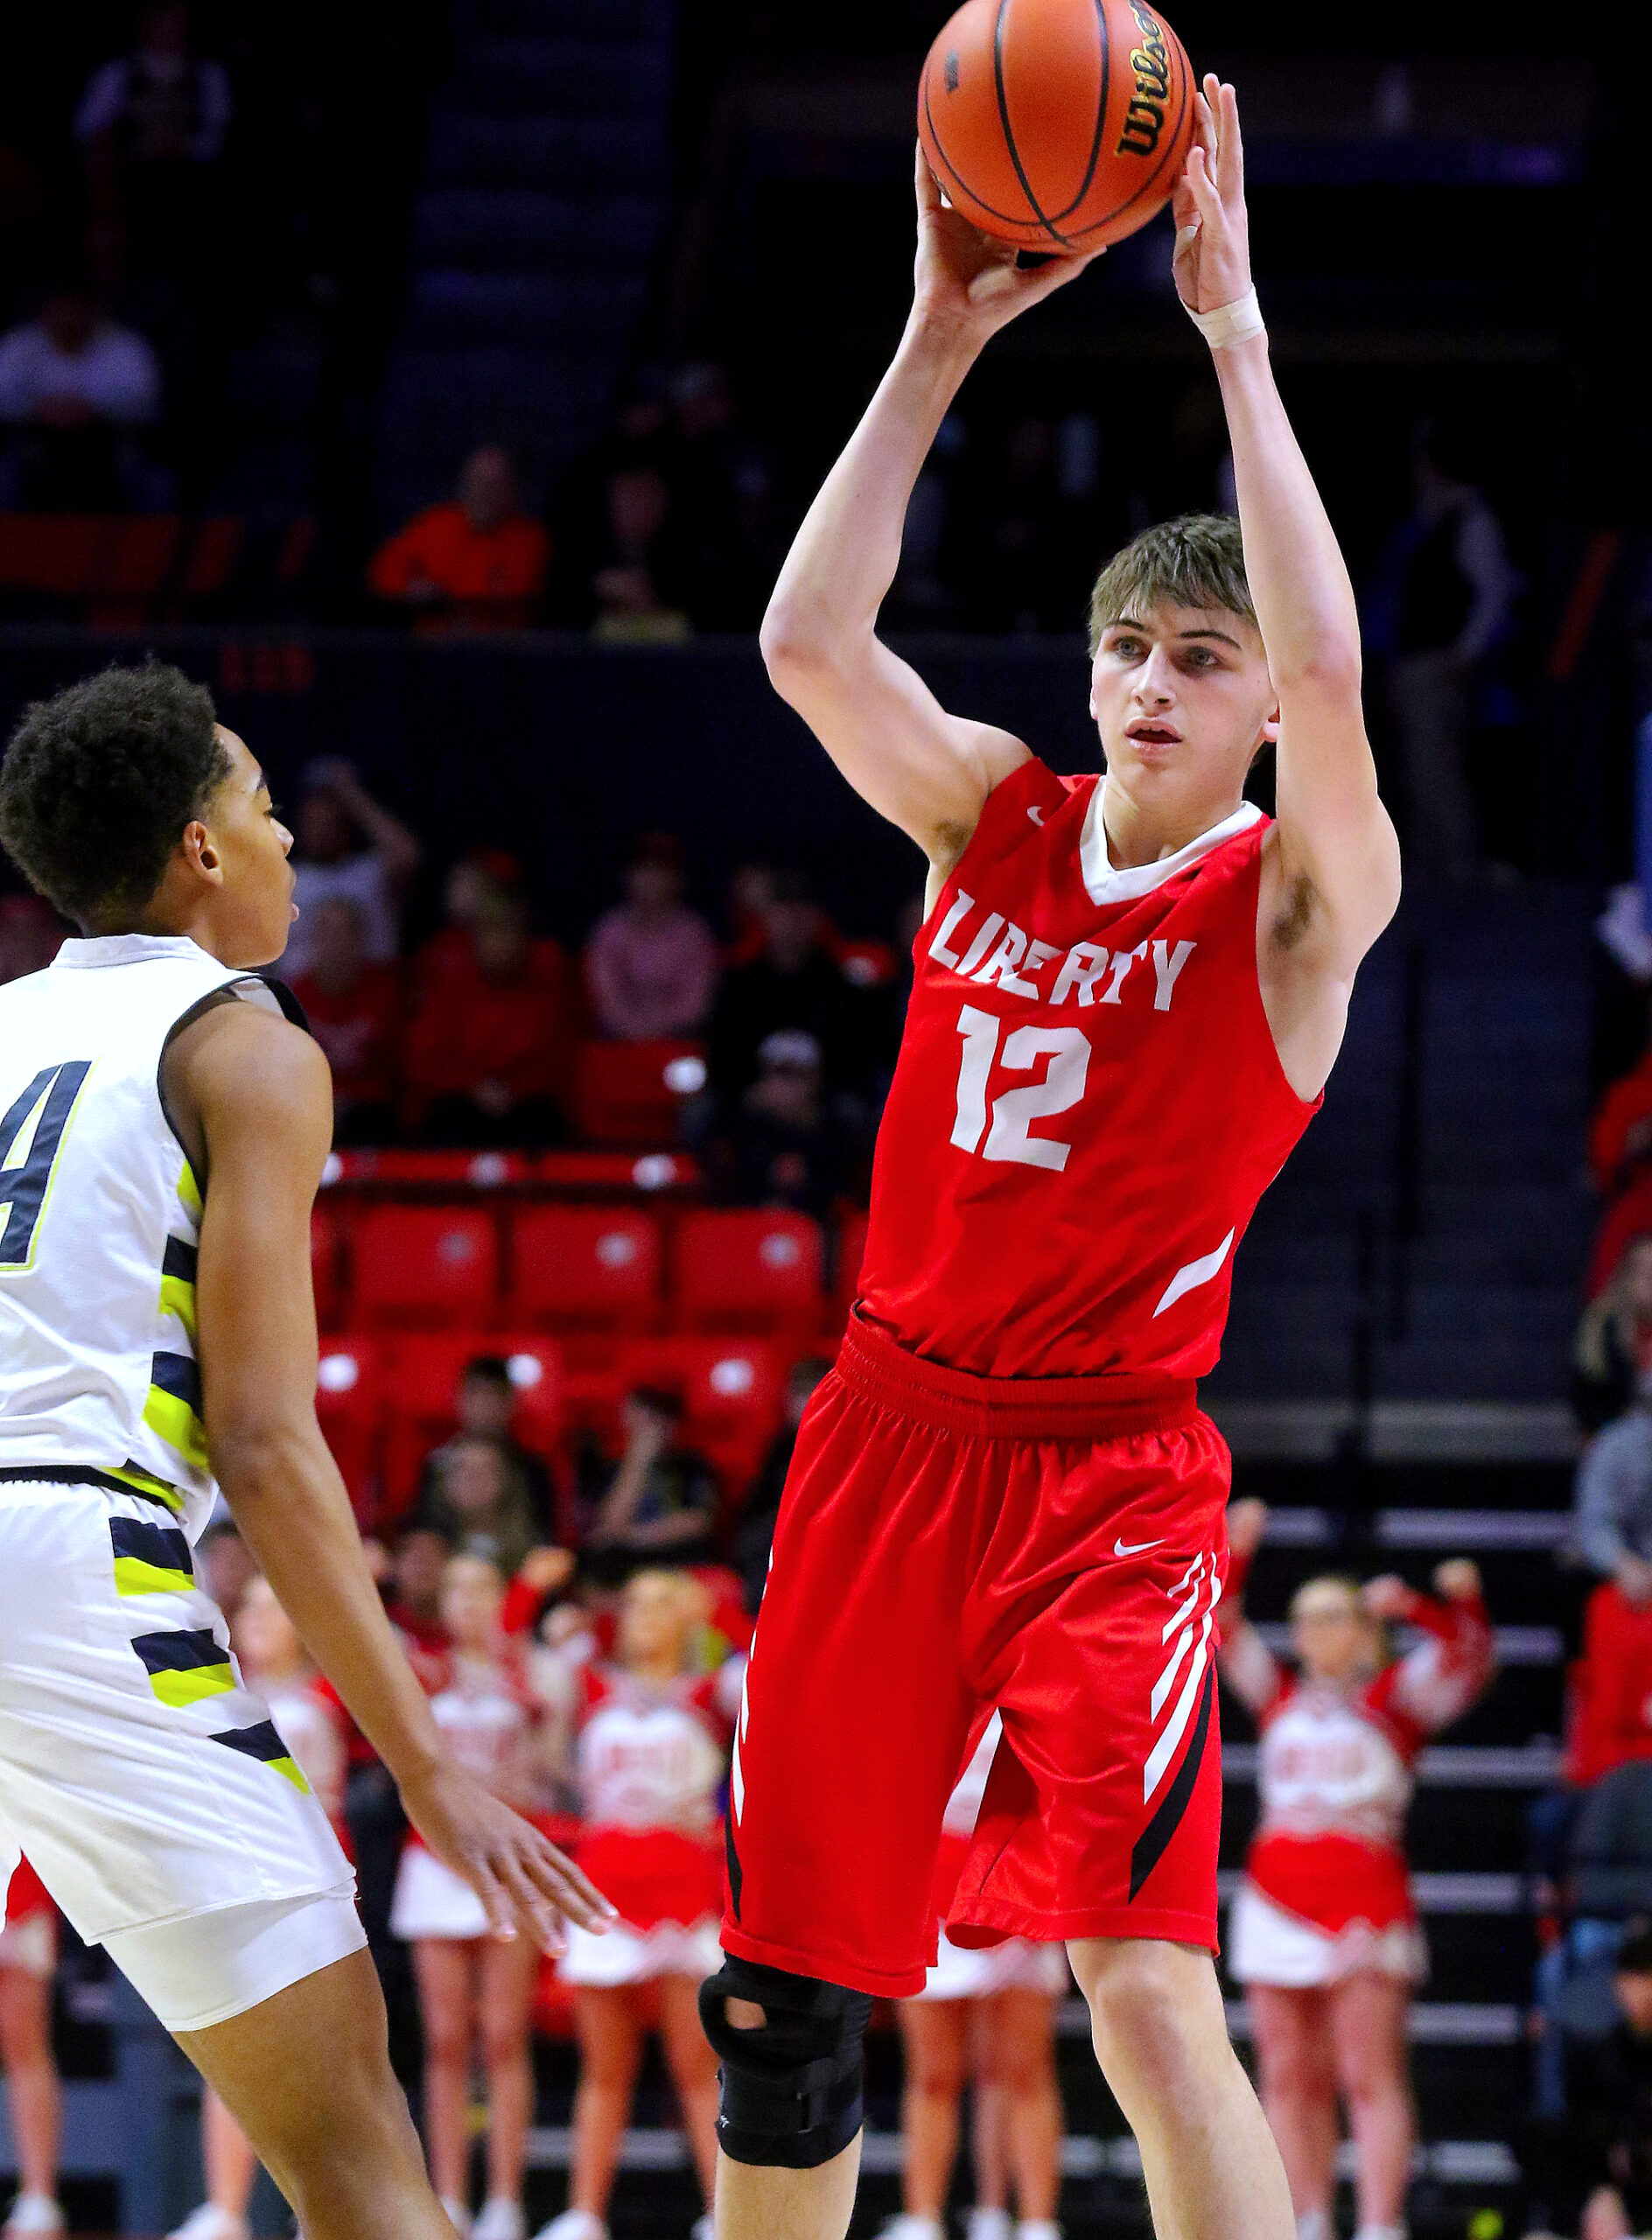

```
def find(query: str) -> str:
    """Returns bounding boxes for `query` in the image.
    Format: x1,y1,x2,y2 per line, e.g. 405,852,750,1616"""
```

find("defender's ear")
178,818,224,886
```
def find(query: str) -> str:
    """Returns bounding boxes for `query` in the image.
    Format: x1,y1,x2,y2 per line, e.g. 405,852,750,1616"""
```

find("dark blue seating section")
378,0,678,524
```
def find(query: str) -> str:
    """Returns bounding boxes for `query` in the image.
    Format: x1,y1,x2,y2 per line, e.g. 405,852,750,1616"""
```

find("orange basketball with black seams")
918,0,1195,255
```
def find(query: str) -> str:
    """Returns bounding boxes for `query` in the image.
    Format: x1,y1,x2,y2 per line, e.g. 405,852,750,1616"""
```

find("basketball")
917,0,1196,255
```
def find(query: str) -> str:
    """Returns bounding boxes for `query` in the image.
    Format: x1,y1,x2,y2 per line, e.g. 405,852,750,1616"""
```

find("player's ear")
179,818,225,886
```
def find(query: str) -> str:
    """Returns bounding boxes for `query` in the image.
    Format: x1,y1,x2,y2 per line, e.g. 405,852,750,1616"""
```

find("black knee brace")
698,1956,873,2169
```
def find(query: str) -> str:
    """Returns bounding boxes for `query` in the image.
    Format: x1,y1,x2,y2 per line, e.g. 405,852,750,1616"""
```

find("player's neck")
1098,773,1247,871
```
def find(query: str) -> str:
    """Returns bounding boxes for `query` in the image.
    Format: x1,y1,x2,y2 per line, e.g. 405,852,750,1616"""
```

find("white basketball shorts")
0,1478,361,2029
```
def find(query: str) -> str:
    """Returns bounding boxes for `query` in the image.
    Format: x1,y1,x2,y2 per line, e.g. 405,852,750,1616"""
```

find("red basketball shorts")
720,1314,1230,1998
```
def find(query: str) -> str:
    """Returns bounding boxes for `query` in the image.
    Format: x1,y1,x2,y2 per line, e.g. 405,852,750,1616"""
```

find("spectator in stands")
1372,422,1516,881
415,1435,542,1580
1559,1922,1652,2240
196,1518,255,1618
721,1029,863,1215
1571,1581,1652,1788
75,2,231,293
1592,1041,1652,1201
368,445,549,633
0,1858,63,2240
382,1522,455,1664
1576,1239,1652,1436
581,1388,719,1584
728,1355,832,1616
705,869,860,1108
284,757,422,979
662,360,779,631
0,896,64,986
1572,1372,1652,1601
416,1357,556,1544
0,284,165,509
288,895,402,1147
402,886,571,1147
584,832,718,1041
590,464,690,643
415,848,526,1002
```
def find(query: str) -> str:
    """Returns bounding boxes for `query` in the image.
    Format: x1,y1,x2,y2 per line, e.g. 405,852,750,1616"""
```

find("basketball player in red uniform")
694,77,1403,2240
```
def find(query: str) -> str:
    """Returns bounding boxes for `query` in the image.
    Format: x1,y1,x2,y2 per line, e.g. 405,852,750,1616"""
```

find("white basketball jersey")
0,934,283,1539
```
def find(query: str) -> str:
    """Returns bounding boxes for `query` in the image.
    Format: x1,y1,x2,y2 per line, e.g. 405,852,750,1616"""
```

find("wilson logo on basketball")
1115,0,1172,159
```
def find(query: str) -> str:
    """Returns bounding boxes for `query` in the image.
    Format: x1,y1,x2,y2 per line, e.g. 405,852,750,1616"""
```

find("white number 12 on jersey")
951,1005,1090,1173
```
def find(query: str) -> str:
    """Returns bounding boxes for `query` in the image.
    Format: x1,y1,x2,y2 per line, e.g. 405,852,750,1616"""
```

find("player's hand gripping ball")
918,0,1195,254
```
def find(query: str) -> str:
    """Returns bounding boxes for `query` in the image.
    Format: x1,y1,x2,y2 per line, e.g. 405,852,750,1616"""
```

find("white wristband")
1186,286,1264,349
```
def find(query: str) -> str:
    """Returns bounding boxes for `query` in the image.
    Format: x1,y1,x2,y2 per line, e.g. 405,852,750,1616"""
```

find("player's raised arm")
760,149,1097,880
1174,80,1402,1011
172,998,614,1950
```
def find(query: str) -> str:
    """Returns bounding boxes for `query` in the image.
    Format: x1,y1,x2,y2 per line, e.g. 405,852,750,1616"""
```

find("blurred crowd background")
4,4,1652,2238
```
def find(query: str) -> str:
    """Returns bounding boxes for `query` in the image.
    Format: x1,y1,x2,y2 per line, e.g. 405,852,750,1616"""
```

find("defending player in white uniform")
0,664,612,2240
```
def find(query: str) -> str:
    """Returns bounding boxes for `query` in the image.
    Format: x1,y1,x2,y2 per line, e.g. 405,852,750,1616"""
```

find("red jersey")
858,758,1318,1379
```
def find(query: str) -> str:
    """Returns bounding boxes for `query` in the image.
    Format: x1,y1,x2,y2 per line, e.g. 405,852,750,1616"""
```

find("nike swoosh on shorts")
1114,1536,1163,1558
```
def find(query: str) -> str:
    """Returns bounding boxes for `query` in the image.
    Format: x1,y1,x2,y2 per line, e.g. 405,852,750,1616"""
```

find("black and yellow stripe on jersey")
211,1718,310,1792
108,1513,194,1595
130,1622,236,1709
144,1348,208,1473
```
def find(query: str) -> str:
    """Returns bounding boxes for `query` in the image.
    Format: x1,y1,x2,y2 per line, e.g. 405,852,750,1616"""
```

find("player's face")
1088,603,1278,816
196,728,297,969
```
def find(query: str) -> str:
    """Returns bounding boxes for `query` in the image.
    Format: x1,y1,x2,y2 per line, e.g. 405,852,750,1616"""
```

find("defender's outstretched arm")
1176,78,1401,976
761,150,1097,881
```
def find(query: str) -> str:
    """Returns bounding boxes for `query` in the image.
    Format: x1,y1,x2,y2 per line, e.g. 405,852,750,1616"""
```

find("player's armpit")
763,623,1031,872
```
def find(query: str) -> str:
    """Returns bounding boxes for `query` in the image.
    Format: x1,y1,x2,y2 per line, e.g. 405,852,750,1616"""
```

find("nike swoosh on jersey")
1115,1536,1163,1557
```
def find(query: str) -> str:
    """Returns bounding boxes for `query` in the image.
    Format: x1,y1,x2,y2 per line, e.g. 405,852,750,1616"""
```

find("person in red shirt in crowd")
584,833,718,1042
369,445,550,634
416,850,528,1004
0,1854,63,2238
402,886,572,1147
287,895,402,1147
1218,1501,1495,2240
1570,1579,1652,1789
168,1578,352,2240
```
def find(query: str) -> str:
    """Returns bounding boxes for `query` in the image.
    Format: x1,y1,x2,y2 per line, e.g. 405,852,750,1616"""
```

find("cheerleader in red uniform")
1218,1500,1495,2240
166,1577,350,2240
389,1555,546,2240
889,1712,1066,2240
1,1854,61,2237
529,1569,739,2240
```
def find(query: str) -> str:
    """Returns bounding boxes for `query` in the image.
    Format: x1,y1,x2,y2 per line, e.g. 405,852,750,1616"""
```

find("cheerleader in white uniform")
1219,1500,1495,2240
1,1856,62,2238
389,1556,544,2240
887,1712,1067,2240
168,1576,350,2240
531,1569,739,2240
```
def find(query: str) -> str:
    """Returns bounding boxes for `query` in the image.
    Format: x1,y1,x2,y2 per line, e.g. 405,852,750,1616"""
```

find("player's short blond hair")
1088,514,1256,655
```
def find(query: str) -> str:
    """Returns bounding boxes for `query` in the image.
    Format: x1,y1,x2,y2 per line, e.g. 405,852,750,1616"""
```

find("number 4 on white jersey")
951,1005,1090,1173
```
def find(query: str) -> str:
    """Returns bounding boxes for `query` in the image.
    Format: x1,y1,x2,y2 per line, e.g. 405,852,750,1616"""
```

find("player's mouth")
1126,720,1182,749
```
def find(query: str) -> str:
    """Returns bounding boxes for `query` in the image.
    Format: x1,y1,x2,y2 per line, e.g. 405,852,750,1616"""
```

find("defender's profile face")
1088,601,1278,809
197,727,296,968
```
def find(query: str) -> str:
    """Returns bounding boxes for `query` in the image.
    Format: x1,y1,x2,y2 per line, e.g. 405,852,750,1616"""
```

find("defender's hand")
912,144,1101,347
1172,75,1252,317
400,1758,616,1950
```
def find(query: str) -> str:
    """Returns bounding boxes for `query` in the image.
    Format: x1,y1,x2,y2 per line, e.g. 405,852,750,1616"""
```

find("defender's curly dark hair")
0,662,231,928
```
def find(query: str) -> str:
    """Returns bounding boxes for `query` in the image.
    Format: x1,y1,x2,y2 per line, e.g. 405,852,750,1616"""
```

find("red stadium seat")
315,1337,383,1530
670,1210,824,1334
535,1150,701,1195
570,1040,704,1146
348,1204,500,1330
505,1203,663,1334
312,1202,342,1331
341,1149,528,1188
0,514,104,598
